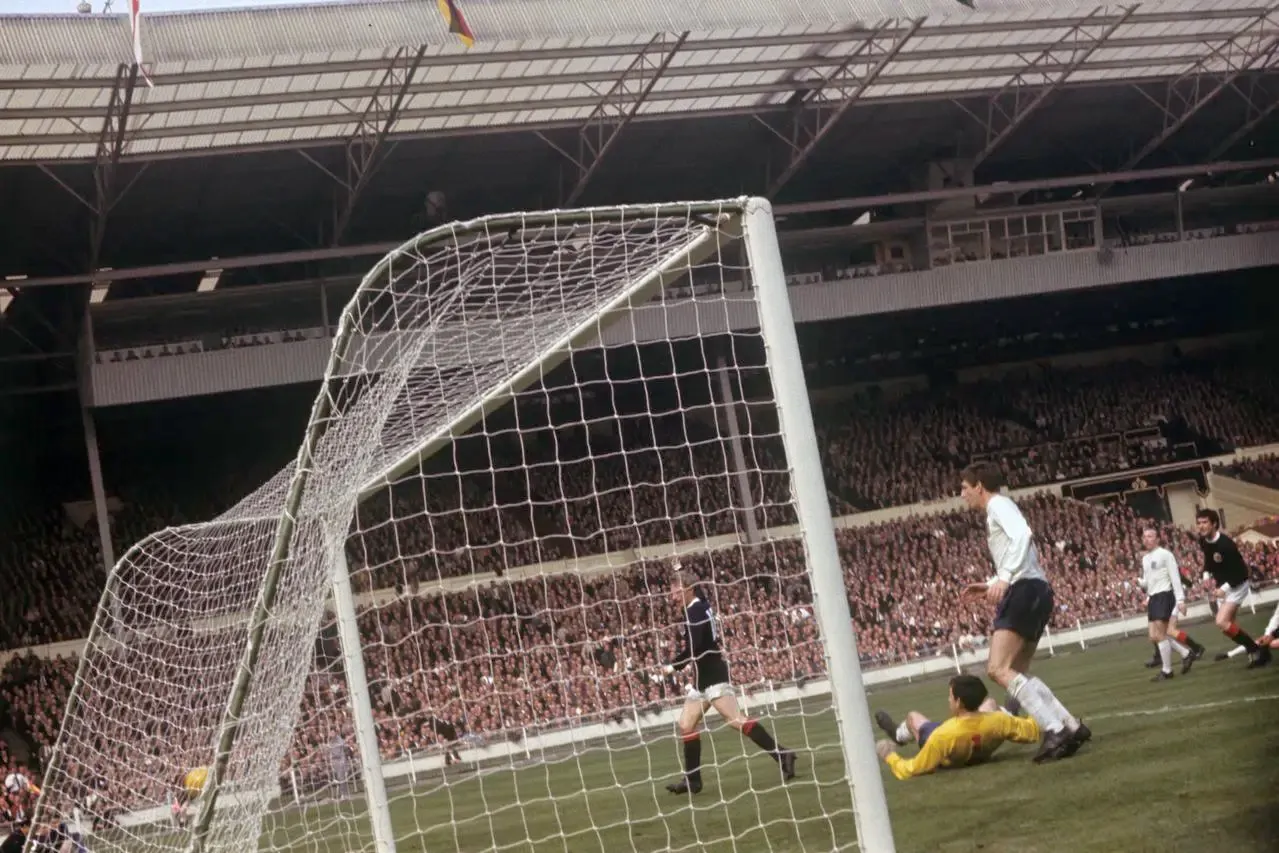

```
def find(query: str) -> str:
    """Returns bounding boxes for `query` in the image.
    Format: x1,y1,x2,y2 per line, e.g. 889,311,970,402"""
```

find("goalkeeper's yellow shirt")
183,767,209,797
884,712,1040,780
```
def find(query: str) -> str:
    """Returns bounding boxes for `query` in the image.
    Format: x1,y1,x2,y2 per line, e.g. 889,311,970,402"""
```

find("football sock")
1157,639,1173,673
1007,674,1066,734
1168,638,1191,658
681,732,702,780
1228,645,1248,659
894,721,913,745
741,720,782,760
1224,622,1260,653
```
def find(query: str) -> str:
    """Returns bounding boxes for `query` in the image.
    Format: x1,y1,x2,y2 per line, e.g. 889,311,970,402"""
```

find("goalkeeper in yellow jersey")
872,675,1040,780
171,766,208,829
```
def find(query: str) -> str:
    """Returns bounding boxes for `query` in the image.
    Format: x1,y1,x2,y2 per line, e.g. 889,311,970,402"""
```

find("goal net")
33,198,893,853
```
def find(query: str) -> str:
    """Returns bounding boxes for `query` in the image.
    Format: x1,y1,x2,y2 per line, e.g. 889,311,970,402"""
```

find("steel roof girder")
89,64,141,270
2,4,1268,94
545,32,688,206
329,45,428,246
967,5,1139,169
763,18,925,199
1205,77,1279,160
1108,11,1279,185
2,31,1265,124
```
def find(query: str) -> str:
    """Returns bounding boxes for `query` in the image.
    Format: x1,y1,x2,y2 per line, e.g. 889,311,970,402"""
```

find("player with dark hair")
959,461,1089,763
663,568,796,795
873,675,1040,779
1138,527,1204,679
1196,508,1270,668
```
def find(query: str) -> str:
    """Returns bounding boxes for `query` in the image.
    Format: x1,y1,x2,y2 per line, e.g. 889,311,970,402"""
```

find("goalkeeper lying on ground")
872,674,1040,780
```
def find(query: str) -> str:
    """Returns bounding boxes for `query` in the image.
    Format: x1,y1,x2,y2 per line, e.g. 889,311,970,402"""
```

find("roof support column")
1097,11,1279,194
302,46,427,246
1204,75,1279,161
759,19,924,199
34,63,140,276
960,5,1137,170
537,32,688,206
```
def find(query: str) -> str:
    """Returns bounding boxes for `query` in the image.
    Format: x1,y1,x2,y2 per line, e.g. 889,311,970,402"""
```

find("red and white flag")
128,0,154,87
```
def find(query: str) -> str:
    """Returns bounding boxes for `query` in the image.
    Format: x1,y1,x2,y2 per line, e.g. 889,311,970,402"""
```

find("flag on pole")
436,0,476,48
129,0,154,87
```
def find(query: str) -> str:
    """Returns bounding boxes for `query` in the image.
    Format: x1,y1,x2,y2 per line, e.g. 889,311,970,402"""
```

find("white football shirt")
1140,546,1184,602
985,494,1046,585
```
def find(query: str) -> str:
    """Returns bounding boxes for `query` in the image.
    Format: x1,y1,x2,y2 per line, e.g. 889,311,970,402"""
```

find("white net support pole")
744,200,897,853
330,548,397,853
187,312,364,852
714,352,763,544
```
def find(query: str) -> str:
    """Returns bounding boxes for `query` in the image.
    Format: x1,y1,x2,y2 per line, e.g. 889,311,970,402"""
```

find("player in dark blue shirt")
1197,509,1270,668
663,568,796,795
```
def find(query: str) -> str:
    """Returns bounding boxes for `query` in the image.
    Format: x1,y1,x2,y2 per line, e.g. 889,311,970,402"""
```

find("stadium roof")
0,0,1277,404
0,1,1276,163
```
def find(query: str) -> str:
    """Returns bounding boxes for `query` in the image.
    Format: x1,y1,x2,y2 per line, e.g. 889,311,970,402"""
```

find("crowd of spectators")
2,349,1279,818
5,355,1277,650
5,493,1279,815
816,356,1279,509
1216,453,1279,490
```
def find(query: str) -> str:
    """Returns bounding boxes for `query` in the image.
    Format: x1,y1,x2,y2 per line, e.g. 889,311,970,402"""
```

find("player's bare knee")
904,711,928,738
985,661,1014,688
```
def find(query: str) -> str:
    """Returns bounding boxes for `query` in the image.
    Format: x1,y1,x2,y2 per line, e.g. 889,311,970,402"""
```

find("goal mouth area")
35,198,799,853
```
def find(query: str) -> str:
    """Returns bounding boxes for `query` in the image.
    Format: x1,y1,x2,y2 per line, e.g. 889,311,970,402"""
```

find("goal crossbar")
357,206,742,498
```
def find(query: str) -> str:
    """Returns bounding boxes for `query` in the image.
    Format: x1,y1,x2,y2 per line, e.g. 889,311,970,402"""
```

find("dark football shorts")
1147,590,1176,623
992,578,1054,643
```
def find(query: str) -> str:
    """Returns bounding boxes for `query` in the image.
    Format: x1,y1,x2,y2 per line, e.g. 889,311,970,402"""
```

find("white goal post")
33,198,895,853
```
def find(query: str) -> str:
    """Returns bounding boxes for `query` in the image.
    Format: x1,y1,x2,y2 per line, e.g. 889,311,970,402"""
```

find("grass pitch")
252,616,1279,853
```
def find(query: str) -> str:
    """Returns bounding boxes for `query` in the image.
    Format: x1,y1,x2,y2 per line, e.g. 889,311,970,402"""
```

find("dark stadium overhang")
1,0,1278,404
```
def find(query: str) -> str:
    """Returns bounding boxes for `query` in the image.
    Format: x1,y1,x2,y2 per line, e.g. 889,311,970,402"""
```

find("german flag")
437,0,476,48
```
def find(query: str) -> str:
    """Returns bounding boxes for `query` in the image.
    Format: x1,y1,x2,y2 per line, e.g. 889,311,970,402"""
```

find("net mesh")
36,199,862,853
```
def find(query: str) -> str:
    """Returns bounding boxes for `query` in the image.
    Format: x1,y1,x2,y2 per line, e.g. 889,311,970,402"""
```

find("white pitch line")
1090,692,1279,721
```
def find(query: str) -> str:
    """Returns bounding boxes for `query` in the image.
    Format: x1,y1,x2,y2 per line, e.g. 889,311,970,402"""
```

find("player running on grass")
662,568,796,795
1196,509,1271,668
959,461,1089,763
873,674,1040,779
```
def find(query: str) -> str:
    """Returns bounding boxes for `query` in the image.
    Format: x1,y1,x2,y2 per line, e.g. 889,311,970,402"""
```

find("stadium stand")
3,349,1279,650
1216,453,1279,490
4,487,1279,810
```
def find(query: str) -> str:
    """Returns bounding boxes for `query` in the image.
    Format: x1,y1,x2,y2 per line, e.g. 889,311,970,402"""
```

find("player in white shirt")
1138,528,1204,680
960,461,1089,763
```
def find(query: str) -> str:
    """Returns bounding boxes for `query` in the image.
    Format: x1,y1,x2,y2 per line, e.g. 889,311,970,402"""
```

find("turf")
246,615,1277,852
